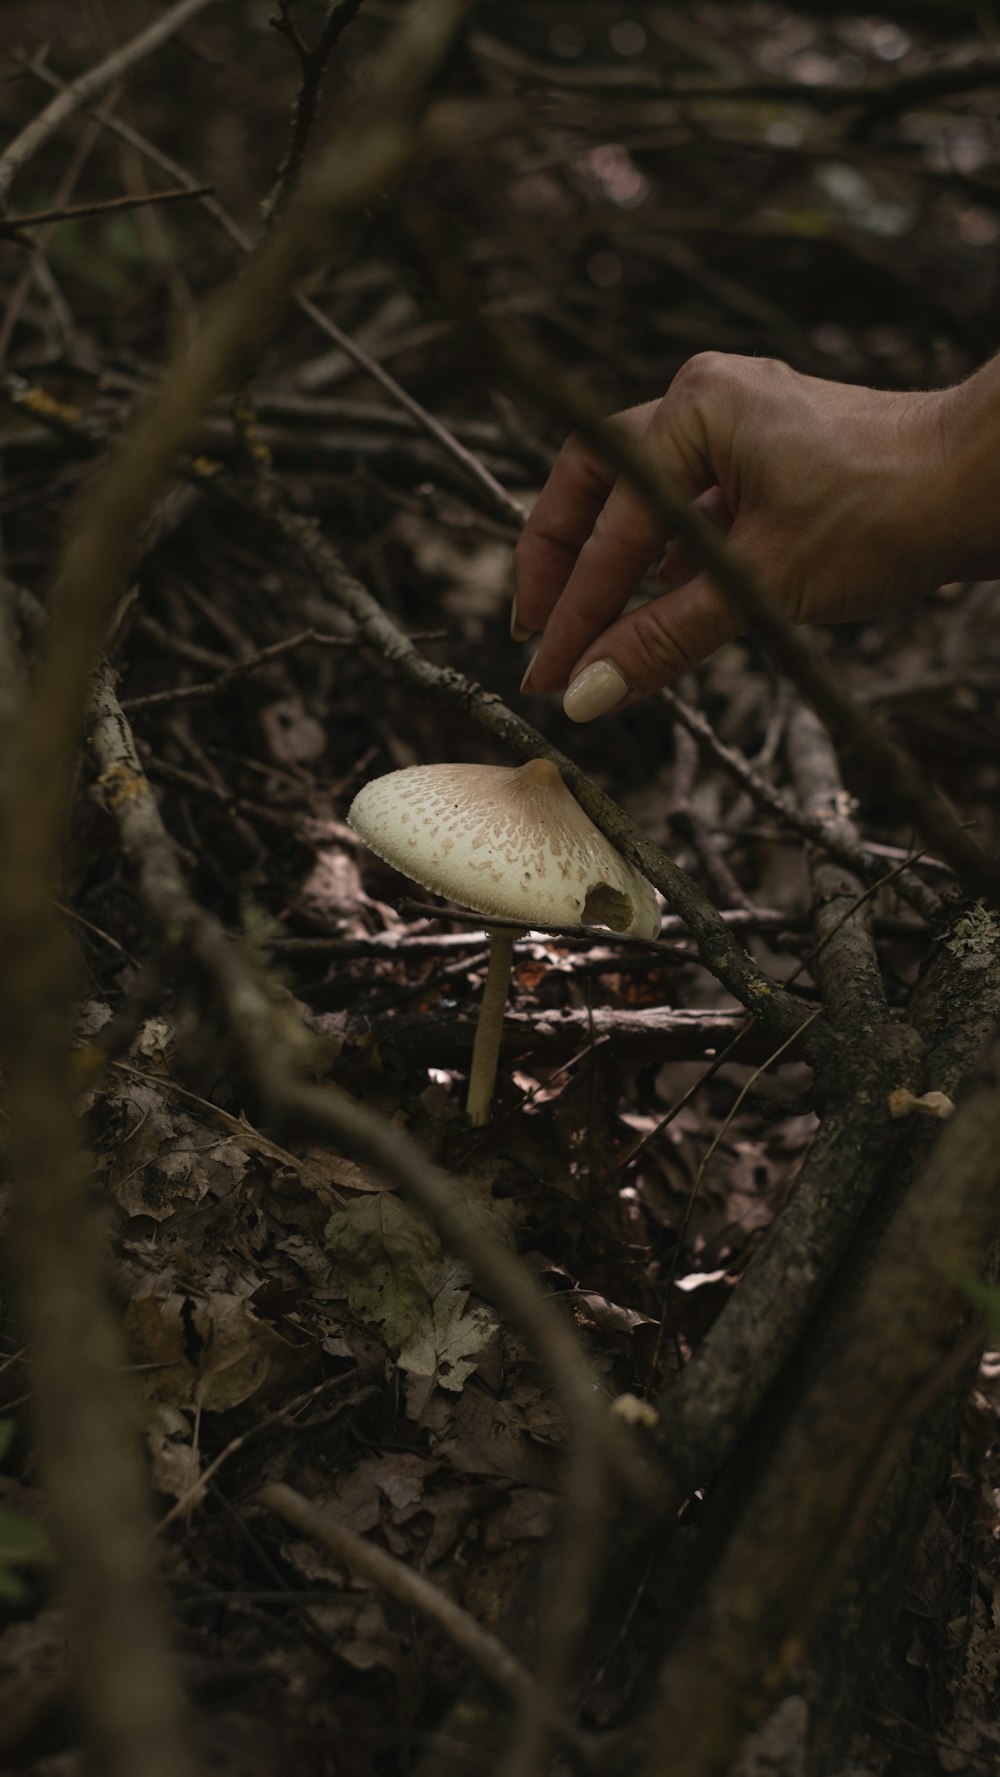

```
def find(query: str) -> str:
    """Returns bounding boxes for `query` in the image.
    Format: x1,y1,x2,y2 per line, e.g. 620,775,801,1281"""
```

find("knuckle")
751,354,794,386
629,606,695,680
671,351,794,400
671,350,729,393
589,505,629,547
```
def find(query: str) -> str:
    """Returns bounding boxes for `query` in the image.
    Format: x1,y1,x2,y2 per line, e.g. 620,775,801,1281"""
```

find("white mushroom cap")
348,758,660,939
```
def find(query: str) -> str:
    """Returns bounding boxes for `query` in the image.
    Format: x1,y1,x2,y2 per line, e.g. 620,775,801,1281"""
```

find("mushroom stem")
466,927,521,1126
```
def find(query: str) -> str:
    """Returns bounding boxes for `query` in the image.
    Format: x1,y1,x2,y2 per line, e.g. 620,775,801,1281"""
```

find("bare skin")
512,351,1000,721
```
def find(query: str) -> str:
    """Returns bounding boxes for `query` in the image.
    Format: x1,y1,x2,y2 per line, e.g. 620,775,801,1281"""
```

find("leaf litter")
2,3,1000,1771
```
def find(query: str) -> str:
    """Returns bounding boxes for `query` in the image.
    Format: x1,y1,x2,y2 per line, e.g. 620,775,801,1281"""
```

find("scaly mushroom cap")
348,758,660,939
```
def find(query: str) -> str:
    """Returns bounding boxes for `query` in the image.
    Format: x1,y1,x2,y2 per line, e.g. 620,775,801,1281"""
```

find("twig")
380,901,922,946
0,8,473,1774
0,0,218,209
0,82,111,364
245,478,822,1058
267,0,368,217
428,280,1000,905
644,1007,823,1388
393,896,719,959
155,1373,362,1533
669,720,754,911
0,731,200,1777
0,184,213,240
473,30,1000,117
258,1481,596,1771
86,660,653,1501
0,587,24,726
19,60,524,530
119,625,355,711
0,109,204,1777
662,688,941,922
647,915,924,1500
354,1006,813,1070
638,1035,1000,1777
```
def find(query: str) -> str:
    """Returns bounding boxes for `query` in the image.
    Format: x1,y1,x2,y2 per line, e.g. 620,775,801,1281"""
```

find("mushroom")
888,1086,955,1121
348,758,660,1124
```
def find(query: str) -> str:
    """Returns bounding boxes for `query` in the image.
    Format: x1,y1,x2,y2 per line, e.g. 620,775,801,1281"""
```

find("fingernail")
563,659,628,723
520,651,538,692
510,596,533,644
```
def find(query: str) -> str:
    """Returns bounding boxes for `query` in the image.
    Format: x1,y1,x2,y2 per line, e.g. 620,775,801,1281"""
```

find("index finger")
525,380,719,692
512,402,658,636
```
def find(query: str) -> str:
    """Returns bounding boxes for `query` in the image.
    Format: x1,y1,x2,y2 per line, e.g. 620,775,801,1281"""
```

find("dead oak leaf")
126,1282,296,1413
105,1079,250,1222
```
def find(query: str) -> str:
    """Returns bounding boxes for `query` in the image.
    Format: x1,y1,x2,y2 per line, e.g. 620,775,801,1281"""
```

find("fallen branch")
638,1032,1000,1777
359,1005,796,1068
0,8,474,1774
663,687,941,923
86,661,654,1496
787,705,888,1030
258,1481,595,1772
0,0,218,209
20,59,524,529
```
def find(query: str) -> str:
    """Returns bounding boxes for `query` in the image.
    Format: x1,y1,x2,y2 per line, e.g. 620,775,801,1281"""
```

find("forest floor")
1,4,1000,1774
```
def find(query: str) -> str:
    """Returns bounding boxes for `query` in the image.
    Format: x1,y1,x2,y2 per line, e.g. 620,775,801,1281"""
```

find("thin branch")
119,625,355,711
267,0,368,218
156,1373,362,1533
646,879,928,1496
669,723,754,912
662,687,941,923
258,1482,596,1772
295,293,525,524
425,276,1000,905
472,30,1000,117
0,8,473,1774
0,184,213,240
0,0,218,209
85,662,654,1503
0,78,111,363
376,901,921,946
20,59,524,529
244,477,823,1058
638,1035,1000,1777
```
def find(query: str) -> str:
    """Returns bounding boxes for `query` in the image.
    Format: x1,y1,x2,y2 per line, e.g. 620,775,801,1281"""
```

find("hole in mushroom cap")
582,882,634,932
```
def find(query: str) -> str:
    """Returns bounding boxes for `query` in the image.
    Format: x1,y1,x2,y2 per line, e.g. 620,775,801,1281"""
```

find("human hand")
512,352,995,721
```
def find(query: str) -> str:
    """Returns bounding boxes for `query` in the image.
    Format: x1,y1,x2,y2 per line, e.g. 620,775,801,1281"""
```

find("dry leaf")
325,1194,498,1402
105,1079,250,1221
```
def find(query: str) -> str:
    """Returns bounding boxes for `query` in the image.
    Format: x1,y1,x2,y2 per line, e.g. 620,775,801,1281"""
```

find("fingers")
561,574,744,722
512,402,658,637
657,486,733,585
522,358,727,692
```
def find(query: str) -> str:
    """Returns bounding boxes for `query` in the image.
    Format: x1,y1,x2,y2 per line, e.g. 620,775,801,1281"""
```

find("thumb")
562,574,743,722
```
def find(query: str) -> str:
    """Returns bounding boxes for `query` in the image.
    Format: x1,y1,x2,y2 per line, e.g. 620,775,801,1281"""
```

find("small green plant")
944,901,1000,959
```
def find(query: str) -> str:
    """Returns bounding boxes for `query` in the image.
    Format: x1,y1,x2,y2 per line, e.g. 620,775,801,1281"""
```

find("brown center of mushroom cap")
347,759,660,938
